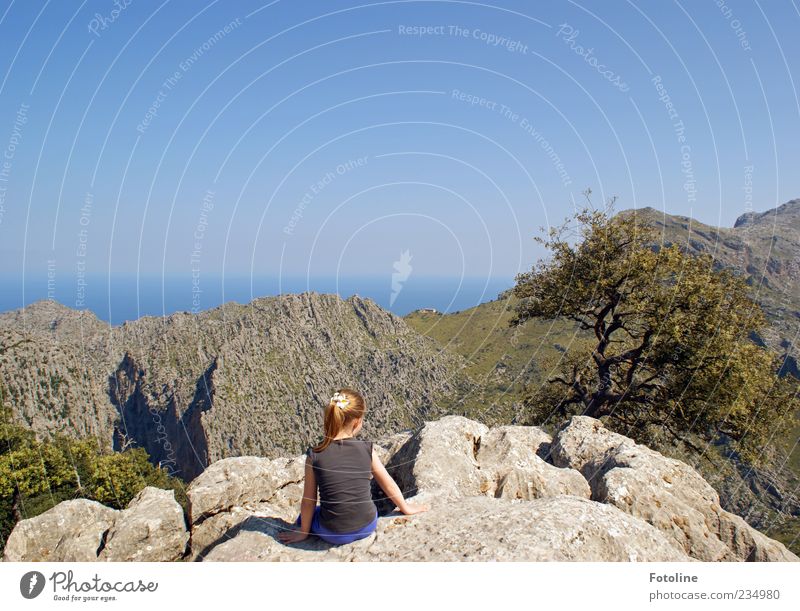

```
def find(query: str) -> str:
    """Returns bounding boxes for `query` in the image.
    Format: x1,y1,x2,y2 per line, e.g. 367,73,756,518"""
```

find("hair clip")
330,392,349,410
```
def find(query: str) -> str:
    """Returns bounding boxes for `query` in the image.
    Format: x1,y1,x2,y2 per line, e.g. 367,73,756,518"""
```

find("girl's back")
307,438,376,532
278,388,426,546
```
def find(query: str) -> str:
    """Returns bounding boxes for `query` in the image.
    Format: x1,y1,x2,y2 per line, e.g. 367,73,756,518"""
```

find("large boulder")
187,455,306,524
3,489,188,562
552,416,799,562
187,455,306,560
717,510,799,562
373,430,414,464
192,418,593,559
99,487,188,562
382,416,588,505
384,416,489,502
202,494,691,561
3,499,118,561
476,425,590,500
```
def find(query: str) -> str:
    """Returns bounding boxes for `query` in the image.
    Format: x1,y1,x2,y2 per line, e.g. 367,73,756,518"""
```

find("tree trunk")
11,488,22,523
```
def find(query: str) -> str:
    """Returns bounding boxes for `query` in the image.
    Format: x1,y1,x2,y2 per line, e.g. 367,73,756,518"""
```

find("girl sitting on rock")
278,387,427,545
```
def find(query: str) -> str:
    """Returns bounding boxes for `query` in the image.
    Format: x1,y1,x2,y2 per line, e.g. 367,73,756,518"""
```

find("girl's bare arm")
371,449,428,515
278,455,317,542
298,456,317,532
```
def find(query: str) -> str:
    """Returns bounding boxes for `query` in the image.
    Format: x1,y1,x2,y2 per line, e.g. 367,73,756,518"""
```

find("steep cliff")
0,293,475,480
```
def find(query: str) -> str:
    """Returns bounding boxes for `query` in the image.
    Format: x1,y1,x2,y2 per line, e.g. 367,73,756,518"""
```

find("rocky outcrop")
475,425,590,500
2,499,117,561
196,415,796,562
98,487,189,562
186,456,306,560
3,488,187,562
382,416,490,502
551,416,797,562
380,418,589,506
5,415,796,562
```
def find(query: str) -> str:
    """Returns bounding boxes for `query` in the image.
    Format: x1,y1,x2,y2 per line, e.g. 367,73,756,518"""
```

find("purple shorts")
293,505,378,545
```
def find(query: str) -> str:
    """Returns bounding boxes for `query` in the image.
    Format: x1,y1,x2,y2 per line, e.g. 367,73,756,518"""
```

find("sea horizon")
0,273,516,325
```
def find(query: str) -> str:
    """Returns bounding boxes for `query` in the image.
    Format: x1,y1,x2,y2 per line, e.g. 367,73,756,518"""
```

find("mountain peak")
0,298,106,336
734,198,800,229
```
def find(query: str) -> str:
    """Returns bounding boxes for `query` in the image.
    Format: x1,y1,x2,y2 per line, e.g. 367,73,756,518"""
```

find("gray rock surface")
385,416,489,501
552,416,799,562
99,487,188,562
186,455,306,560
202,495,691,562
476,425,590,500
187,456,306,524
3,499,118,561
3,490,188,562
382,416,588,504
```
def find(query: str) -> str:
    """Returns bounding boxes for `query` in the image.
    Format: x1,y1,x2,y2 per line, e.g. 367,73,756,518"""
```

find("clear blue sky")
0,0,798,284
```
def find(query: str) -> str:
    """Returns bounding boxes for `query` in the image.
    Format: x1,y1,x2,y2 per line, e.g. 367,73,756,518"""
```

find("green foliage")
511,191,800,468
0,383,186,549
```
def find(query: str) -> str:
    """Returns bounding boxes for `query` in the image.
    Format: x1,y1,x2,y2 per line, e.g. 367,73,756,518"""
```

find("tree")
0,377,186,548
0,397,74,523
510,192,799,467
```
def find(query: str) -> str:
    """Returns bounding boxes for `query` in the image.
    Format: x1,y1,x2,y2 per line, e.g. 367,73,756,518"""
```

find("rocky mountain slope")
0,293,475,480
4,415,797,562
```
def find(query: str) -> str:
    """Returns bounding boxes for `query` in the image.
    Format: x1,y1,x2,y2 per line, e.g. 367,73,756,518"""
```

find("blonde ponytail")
312,388,366,452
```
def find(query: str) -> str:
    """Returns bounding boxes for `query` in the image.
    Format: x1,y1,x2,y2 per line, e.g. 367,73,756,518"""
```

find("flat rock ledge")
202,495,691,562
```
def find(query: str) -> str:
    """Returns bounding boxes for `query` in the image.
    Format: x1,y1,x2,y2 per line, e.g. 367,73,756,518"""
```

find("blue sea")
0,274,515,325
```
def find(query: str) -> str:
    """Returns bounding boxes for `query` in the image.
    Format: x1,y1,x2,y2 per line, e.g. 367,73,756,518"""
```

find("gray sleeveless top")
307,438,376,533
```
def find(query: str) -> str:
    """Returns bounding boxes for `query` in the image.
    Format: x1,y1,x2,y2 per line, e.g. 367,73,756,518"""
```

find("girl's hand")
278,529,309,544
400,503,429,515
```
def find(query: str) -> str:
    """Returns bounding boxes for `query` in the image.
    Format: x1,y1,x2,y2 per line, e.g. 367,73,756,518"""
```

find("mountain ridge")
0,292,477,481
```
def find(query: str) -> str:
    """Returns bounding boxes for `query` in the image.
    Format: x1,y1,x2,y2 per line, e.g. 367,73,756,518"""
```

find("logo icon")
390,250,413,307
20,571,45,599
